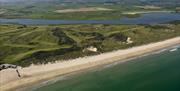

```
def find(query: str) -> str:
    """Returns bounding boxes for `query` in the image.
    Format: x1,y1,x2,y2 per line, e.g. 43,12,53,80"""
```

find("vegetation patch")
0,24,179,66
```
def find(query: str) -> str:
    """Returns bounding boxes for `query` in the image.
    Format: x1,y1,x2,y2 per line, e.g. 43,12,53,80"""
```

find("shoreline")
0,37,180,91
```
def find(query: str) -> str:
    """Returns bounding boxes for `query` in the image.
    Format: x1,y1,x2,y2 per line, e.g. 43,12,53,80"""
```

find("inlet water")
0,12,180,25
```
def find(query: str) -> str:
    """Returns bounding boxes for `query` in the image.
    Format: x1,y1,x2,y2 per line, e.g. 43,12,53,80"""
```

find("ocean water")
27,46,180,91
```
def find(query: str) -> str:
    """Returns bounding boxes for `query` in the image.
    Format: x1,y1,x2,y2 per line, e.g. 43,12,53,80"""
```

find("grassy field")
0,23,180,66
0,1,178,20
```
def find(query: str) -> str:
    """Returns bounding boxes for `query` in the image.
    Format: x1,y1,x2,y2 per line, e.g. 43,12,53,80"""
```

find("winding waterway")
0,12,180,25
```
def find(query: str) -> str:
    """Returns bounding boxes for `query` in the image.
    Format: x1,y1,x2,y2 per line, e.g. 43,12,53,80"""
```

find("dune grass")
0,24,179,66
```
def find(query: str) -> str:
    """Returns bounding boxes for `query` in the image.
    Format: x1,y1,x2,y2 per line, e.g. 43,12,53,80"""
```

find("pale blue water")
24,45,180,91
0,12,180,25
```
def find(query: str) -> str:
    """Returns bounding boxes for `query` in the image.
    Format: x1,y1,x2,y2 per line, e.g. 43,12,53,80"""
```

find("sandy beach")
0,37,180,91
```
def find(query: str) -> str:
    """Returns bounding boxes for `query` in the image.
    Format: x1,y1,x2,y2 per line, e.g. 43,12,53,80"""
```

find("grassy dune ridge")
0,24,180,66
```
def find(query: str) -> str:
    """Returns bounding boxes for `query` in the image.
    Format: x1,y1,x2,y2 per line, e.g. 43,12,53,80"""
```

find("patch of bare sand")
55,7,113,13
135,5,162,10
0,9,6,15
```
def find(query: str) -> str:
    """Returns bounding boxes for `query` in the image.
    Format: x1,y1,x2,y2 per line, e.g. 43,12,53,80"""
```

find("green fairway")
0,24,180,66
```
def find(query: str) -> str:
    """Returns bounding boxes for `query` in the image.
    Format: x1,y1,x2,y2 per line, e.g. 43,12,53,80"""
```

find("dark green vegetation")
32,46,180,91
0,24,180,66
168,20,180,24
0,0,179,20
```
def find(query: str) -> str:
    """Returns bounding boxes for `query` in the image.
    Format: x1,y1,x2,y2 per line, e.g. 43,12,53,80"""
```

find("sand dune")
55,7,113,13
134,5,162,9
0,37,180,91
0,9,6,15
